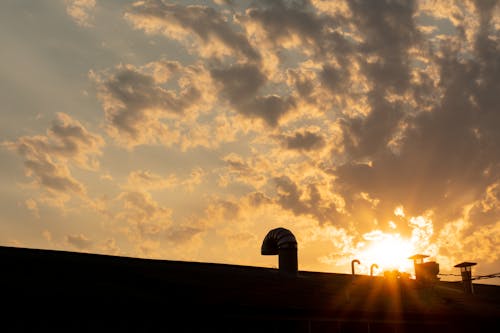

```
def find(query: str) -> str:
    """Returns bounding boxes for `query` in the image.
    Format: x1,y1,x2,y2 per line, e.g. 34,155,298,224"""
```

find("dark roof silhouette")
1,245,499,332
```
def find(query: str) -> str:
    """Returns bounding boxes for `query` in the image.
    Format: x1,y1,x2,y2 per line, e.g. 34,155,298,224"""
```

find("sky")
1,0,499,284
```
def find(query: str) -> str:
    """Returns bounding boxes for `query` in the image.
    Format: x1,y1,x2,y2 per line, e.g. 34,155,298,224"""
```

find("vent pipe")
351,259,360,275
261,227,297,275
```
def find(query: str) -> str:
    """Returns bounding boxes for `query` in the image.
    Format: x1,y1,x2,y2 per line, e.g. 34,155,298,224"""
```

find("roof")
454,261,478,268
1,246,499,332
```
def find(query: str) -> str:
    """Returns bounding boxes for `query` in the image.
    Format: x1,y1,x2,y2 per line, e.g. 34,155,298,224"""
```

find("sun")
355,232,415,275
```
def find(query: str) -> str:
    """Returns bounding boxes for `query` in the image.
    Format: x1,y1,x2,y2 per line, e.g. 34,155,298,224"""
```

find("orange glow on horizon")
355,232,415,275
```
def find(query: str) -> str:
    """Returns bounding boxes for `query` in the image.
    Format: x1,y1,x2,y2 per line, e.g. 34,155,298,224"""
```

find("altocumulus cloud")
2,0,500,276
3,113,104,205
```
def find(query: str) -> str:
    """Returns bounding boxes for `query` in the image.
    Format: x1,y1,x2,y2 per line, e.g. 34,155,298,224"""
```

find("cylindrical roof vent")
261,227,297,275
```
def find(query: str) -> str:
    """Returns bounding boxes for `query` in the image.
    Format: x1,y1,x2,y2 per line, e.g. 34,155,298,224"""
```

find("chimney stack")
454,262,476,295
408,254,439,285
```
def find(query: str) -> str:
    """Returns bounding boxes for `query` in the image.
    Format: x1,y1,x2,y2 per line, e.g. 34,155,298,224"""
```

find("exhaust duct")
261,227,298,275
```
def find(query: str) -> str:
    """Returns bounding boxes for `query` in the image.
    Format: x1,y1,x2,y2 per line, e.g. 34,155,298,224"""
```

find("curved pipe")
261,227,297,254
261,228,297,274
351,259,360,275
370,264,379,276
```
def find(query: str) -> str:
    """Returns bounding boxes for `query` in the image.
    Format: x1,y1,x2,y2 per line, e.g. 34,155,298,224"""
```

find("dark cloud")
247,191,272,207
287,68,316,100
243,0,350,60
273,176,340,224
94,62,210,146
349,0,419,90
333,0,500,234
340,92,406,159
223,153,253,173
211,63,295,126
24,158,85,194
165,226,204,243
281,131,325,151
66,234,93,250
3,113,103,198
239,95,295,127
320,64,351,95
126,1,260,61
337,0,421,157
246,0,324,44
211,64,266,102
99,65,198,139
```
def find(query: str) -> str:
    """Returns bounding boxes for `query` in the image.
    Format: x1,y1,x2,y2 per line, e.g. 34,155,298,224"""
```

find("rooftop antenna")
454,262,477,295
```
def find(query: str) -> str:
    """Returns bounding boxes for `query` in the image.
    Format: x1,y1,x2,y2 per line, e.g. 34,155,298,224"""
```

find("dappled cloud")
3,113,104,206
3,0,500,280
65,0,96,27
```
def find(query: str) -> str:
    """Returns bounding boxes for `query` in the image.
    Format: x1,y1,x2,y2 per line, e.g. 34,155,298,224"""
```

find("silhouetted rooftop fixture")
370,264,378,276
408,254,429,263
261,227,297,275
351,259,360,276
408,254,439,284
454,262,477,295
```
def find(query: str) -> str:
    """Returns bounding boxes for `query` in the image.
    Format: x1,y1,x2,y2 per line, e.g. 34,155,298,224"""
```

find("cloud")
7,0,500,275
9,113,104,169
280,130,326,151
65,0,96,27
211,63,266,102
24,199,40,218
93,61,215,147
211,63,295,126
241,0,335,57
327,2,500,259
125,168,204,192
2,113,104,203
66,233,93,250
125,0,260,61
273,175,341,225
219,153,270,189
165,225,204,243
117,190,172,229
126,170,178,191
114,189,206,243
111,189,208,258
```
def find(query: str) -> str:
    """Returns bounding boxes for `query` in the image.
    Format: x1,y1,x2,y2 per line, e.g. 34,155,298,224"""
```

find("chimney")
454,262,476,295
261,227,297,275
408,254,439,284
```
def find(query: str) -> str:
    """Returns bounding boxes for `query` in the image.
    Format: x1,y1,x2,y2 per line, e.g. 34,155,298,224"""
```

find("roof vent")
454,262,476,295
408,254,439,285
261,227,297,275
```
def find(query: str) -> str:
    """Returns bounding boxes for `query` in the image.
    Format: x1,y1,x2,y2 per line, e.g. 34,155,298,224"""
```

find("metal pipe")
351,259,360,275
261,228,298,275
370,264,379,276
